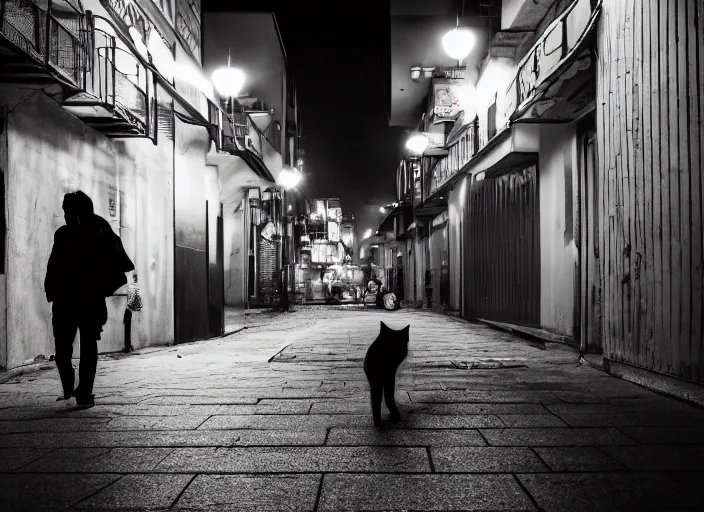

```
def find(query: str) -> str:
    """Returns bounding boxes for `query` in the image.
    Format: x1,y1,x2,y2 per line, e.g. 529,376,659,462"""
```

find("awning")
509,0,602,122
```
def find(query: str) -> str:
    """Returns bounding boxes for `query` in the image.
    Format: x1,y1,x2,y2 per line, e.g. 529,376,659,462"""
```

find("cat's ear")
380,321,388,331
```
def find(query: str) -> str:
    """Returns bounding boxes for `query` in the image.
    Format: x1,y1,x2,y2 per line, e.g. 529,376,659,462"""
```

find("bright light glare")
211,67,246,98
128,27,149,59
277,166,303,190
405,134,429,155
379,206,386,213
442,27,476,61
363,229,373,239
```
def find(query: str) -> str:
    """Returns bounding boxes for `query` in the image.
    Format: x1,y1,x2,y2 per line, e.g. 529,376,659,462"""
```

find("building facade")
203,10,300,310
383,0,704,387
0,0,297,370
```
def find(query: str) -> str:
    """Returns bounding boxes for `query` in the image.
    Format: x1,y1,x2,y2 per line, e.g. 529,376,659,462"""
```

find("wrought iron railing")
430,118,480,196
90,26,151,134
0,0,89,88
503,0,598,121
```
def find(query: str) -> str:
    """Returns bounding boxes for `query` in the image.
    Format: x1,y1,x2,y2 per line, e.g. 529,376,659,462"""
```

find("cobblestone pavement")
1,307,703,511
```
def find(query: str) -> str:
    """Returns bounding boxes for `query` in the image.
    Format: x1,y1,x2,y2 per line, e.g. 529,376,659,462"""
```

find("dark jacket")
45,214,135,302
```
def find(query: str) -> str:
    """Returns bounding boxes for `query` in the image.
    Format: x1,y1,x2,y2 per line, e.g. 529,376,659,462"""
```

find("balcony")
0,0,89,94
62,17,156,140
503,0,602,122
429,119,479,197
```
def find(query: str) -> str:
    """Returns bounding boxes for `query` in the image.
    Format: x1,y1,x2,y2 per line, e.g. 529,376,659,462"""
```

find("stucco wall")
447,177,468,311
0,118,7,369
3,91,175,369
539,123,579,337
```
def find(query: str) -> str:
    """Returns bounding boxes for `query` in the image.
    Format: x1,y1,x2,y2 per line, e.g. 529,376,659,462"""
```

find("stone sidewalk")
1,307,703,511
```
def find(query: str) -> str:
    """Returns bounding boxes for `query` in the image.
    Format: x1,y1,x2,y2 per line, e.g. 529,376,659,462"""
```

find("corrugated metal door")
466,165,540,326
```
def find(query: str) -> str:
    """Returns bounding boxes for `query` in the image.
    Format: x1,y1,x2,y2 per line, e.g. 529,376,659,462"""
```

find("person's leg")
74,299,106,403
52,302,78,399
76,327,98,398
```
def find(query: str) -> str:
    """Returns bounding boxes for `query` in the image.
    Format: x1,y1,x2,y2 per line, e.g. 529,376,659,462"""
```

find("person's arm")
44,228,67,302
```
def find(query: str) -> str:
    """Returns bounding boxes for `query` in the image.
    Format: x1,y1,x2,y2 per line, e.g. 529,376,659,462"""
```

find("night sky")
202,0,407,236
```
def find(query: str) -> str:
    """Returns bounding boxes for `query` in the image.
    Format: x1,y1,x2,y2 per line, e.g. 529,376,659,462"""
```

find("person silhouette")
45,191,134,407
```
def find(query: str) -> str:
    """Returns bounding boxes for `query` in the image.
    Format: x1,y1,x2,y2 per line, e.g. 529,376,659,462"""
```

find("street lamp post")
276,165,304,311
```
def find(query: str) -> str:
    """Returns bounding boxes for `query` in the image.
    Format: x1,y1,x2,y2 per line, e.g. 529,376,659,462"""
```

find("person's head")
62,193,79,227
62,190,94,227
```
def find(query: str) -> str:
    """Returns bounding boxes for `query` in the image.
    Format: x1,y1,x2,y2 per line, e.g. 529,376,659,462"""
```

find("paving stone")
402,413,504,428
517,473,700,512
480,428,638,446
558,413,703,427
0,429,323,448
0,418,111,433
18,447,174,473
139,396,259,405
173,474,320,511
431,446,548,472
327,427,487,446
0,447,53,470
545,402,704,417
618,426,704,445
106,415,212,430
601,445,704,470
498,414,568,427
533,447,627,471
74,474,194,509
155,446,431,473
411,403,548,415
670,471,704,490
317,474,536,511
0,473,120,511
216,400,312,415
198,414,371,430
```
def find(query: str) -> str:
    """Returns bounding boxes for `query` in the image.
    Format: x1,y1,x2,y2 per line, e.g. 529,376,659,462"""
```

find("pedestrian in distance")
45,191,135,407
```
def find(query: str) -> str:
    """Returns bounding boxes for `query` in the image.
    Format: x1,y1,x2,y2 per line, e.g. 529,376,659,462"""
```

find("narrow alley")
1,308,702,511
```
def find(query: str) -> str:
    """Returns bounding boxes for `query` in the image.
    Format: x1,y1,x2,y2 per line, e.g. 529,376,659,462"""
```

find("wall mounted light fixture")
410,66,422,81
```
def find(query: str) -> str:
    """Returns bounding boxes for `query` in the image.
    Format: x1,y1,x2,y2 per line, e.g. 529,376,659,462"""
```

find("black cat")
363,321,410,427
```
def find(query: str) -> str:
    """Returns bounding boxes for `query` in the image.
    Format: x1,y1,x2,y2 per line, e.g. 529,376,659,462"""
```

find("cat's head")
380,321,410,344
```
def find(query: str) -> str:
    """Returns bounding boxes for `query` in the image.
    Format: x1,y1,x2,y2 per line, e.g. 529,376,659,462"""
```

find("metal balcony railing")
89,25,152,135
504,0,599,121
1,0,89,89
430,118,480,196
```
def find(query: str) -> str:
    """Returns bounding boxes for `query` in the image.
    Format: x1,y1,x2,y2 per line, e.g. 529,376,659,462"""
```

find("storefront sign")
432,79,464,123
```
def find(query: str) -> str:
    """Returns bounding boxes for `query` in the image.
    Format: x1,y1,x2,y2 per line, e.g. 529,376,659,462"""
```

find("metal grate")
157,99,174,141
259,237,279,306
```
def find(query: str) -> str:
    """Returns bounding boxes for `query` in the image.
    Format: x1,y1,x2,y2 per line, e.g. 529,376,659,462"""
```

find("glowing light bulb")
442,27,476,61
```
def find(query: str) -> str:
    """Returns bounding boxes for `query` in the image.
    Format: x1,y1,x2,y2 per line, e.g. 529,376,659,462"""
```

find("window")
487,95,497,141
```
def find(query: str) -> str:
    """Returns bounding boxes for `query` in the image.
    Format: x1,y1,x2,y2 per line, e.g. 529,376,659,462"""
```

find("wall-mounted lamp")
410,66,422,81
423,67,435,78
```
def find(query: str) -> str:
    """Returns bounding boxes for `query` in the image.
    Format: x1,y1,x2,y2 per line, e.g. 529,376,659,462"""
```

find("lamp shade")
211,67,246,98
442,27,476,61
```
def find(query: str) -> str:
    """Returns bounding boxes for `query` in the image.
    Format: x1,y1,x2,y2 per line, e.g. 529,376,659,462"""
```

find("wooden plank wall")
595,0,703,381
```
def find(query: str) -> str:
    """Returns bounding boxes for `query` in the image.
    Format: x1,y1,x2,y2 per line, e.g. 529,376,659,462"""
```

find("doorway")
578,116,602,352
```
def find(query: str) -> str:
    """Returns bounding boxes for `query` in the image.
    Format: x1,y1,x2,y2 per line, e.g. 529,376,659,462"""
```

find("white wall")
447,176,468,311
539,123,579,336
3,90,175,369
